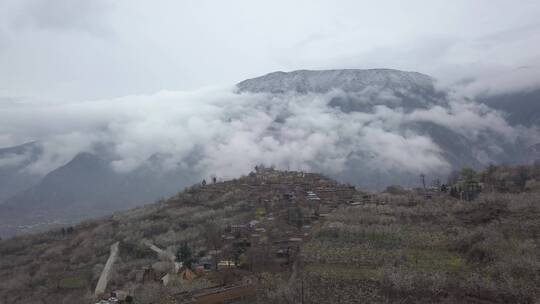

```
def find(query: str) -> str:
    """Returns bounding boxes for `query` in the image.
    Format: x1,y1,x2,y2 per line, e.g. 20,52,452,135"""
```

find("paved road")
94,242,120,297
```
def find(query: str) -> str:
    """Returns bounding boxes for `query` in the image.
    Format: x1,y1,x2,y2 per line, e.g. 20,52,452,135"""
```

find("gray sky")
1,0,540,102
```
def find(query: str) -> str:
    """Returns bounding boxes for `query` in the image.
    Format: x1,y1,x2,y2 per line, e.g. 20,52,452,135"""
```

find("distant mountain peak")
236,68,435,94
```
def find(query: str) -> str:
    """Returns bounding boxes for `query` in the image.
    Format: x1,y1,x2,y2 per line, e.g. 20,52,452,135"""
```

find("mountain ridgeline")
237,69,437,95
0,144,200,238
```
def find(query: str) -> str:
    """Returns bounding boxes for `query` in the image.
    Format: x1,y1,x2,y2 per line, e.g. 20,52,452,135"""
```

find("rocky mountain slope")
0,142,42,203
480,88,540,126
0,150,200,238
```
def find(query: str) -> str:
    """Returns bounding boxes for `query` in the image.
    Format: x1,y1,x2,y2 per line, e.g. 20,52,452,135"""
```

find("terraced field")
292,191,540,303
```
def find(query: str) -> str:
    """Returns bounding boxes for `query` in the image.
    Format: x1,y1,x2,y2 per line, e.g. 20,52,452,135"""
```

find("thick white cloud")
454,66,540,97
406,98,517,140
0,85,521,180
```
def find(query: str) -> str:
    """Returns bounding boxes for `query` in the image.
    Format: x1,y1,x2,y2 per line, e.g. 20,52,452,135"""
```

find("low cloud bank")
0,80,529,186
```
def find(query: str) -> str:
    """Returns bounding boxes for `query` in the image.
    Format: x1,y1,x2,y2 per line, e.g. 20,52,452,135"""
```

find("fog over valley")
1,69,538,183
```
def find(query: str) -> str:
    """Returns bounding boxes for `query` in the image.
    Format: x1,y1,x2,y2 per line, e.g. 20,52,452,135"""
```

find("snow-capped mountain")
236,69,537,186
237,69,448,113
237,69,436,94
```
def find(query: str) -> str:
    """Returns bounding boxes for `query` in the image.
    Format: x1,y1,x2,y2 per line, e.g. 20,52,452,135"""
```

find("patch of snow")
236,69,435,94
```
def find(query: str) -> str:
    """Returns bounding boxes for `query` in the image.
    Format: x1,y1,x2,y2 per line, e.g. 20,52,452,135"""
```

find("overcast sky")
1,0,540,103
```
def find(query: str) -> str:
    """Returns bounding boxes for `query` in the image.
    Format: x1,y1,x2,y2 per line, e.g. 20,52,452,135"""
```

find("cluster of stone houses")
95,167,365,303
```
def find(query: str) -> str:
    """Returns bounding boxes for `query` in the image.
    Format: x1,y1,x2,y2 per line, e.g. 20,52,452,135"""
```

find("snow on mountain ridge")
236,69,435,94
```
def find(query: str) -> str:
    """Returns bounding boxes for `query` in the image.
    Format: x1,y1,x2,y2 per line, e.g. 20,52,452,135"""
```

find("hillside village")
2,164,540,303
0,166,364,304
93,166,363,303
